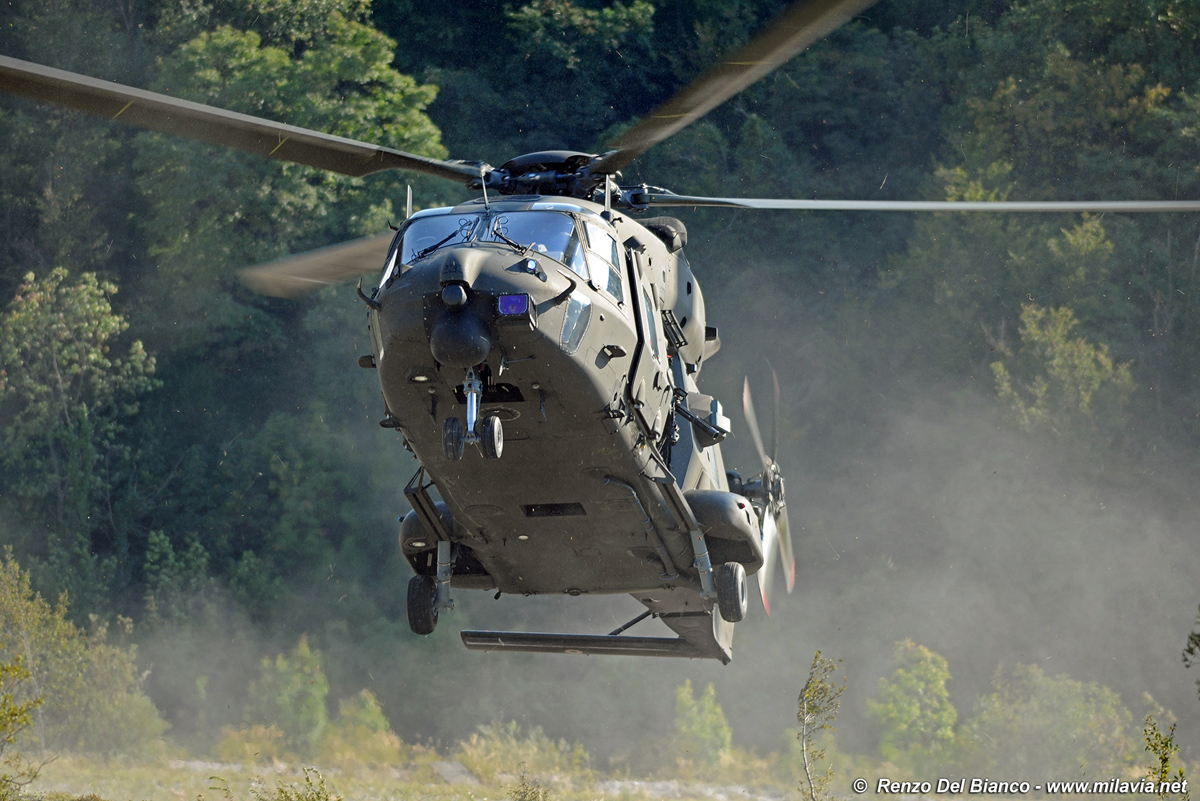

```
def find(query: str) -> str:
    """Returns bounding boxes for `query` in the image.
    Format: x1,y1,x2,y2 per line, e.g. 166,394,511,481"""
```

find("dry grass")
23,752,793,801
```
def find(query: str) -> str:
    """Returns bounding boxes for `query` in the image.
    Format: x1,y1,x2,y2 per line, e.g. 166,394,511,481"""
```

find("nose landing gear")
442,367,504,461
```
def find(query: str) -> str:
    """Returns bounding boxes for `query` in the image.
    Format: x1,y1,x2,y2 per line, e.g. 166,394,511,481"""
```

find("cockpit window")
380,209,595,286
583,221,625,305
401,215,480,262
481,212,577,263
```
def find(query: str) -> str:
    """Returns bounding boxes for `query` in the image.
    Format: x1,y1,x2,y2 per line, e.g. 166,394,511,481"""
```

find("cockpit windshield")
381,209,597,286
479,211,577,262
400,215,480,262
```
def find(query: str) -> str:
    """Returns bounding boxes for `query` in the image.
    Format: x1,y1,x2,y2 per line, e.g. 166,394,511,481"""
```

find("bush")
0,550,167,755
212,724,290,765
866,640,958,772
455,721,589,783
0,649,41,798
315,689,407,769
251,767,341,801
672,679,732,779
244,635,328,757
961,663,1137,776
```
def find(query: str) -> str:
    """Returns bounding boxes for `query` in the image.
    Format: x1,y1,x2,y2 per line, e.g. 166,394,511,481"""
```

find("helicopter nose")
429,285,493,367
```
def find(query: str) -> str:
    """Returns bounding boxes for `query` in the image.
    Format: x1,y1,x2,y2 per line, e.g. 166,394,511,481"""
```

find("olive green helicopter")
4,0,1199,663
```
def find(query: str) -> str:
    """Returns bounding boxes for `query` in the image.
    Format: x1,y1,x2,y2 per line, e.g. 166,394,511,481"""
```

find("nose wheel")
441,367,504,460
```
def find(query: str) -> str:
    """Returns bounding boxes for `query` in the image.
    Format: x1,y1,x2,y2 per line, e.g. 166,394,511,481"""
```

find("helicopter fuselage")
367,195,764,660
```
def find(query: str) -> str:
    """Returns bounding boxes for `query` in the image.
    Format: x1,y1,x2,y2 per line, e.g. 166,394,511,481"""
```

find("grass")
23,752,793,801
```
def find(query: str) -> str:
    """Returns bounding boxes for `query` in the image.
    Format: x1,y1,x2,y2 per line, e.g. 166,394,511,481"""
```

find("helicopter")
3,0,1199,664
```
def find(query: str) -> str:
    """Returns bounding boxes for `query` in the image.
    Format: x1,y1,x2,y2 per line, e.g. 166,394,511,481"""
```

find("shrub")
866,640,958,772
213,724,290,765
671,679,732,779
252,767,342,801
244,635,328,757
0,649,41,798
0,550,167,755
316,689,406,769
455,720,589,783
961,663,1137,776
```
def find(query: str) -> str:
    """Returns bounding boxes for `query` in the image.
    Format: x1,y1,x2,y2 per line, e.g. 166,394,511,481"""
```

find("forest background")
0,0,1197,780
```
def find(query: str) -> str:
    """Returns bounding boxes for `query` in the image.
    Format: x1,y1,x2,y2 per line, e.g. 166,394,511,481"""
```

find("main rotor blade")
742,378,770,471
240,232,394,298
0,56,481,183
639,193,1200,212
592,0,878,175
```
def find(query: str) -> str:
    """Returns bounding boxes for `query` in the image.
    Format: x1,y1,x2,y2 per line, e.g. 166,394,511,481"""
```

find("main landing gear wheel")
442,417,465,461
715,561,748,623
407,574,438,635
479,415,503,460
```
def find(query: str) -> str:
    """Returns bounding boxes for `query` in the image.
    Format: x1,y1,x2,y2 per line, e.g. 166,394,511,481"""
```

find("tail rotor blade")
771,368,781,464
743,378,770,471
757,510,778,615
777,504,796,594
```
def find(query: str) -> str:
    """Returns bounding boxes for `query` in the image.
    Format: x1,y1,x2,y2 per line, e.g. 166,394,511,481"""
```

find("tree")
245,634,330,756
0,648,41,798
991,303,1134,440
797,651,845,801
1144,714,1190,801
0,549,166,755
0,269,157,608
672,679,732,777
135,10,448,352
867,640,957,770
962,663,1137,777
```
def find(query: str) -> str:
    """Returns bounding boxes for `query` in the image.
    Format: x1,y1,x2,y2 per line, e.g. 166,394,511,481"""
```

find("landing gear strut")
407,540,455,635
442,367,504,460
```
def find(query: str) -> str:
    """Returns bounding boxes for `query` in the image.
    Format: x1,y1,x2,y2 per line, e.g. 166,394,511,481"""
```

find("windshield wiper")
489,218,529,255
415,231,461,260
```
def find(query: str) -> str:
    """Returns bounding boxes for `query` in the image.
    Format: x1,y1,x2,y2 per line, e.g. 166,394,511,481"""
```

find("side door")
625,242,673,440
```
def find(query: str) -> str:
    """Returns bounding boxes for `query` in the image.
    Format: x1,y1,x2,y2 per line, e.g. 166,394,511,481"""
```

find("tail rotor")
742,372,796,613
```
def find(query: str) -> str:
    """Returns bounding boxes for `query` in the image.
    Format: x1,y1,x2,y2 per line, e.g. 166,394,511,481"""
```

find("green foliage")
796,651,844,801
421,0,657,159
0,269,157,608
251,767,342,801
0,648,42,797
961,663,1137,777
213,724,290,765
455,721,589,784
0,550,167,755
672,679,732,778
992,303,1134,438
134,6,446,358
316,689,406,768
142,530,213,627
867,640,957,770
508,770,552,801
244,635,329,756
1143,714,1190,801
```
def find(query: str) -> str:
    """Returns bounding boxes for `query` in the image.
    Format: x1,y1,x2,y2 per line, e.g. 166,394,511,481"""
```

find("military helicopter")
3,0,1199,663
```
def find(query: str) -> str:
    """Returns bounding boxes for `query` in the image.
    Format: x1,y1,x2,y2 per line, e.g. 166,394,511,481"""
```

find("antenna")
604,175,612,216
480,165,490,211
406,185,412,219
